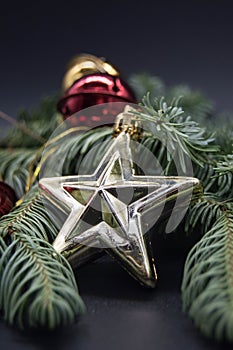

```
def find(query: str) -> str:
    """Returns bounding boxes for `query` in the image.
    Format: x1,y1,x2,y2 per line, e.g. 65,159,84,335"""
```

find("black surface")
1,235,233,350
1,252,232,350
1,1,233,349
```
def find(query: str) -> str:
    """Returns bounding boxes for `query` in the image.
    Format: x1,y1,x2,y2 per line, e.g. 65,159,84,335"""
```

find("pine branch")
0,95,61,148
0,148,36,198
0,187,56,242
0,234,85,330
207,114,233,155
214,154,233,174
168,85,213,122
131,94,218,173
59,127,112,176
130,73,214,122
130,73,165,100
185,194,224,234
182,203,233,342
0,187,85,329
194,162,233,199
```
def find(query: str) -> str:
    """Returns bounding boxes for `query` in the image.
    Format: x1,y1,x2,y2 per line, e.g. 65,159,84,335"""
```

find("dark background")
1,1,233,349
1,0,233,117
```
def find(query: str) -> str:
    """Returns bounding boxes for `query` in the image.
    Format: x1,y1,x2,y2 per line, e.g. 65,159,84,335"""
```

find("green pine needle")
185,194,225,234
131,94,218,173
0,95,60,148
0,148,36,198
130,73,214,122
214,154,233,174
0,188,85,330
194,164,233,199
0,234,85,330
182,203,233,342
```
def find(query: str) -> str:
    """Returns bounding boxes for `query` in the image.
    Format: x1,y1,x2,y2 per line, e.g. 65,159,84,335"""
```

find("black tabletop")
0,236,232,350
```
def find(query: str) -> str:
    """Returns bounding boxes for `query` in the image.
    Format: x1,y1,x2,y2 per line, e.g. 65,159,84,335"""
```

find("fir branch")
168,85,213,122
0,95,61,148
182,203,233,342
130,73,165,100
193,153,233,199
130,73,213,122
0,187,56,242
0,148,36,198
18,95,59,123
185,194,224,234
0,187,85,329
0,234,85,329
207,113,233,155
43,127,112,177
0,111,46,145
214,154,233,174
131,94,218,173
194,162,233,199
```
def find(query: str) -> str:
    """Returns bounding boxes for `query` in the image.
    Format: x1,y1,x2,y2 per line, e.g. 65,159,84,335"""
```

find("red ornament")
57,54,137,127
0,182,17,217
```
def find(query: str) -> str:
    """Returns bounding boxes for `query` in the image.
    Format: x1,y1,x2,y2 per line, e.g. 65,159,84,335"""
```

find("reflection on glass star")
39,132,200,287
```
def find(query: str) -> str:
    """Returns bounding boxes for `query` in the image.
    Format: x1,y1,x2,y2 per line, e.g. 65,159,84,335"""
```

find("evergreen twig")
131,94,218,173
0,188,85,329
182,203,233,342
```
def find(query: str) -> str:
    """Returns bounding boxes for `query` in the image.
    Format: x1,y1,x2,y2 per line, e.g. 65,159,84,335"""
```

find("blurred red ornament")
0,181,17,217
57,54,137,127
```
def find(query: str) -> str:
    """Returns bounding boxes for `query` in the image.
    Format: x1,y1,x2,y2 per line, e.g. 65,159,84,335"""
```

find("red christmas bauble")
0,181,17,217
57,54,137,127
57,73,137,127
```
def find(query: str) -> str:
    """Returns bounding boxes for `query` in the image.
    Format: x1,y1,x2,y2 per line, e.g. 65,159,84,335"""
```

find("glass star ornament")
39,108,201,287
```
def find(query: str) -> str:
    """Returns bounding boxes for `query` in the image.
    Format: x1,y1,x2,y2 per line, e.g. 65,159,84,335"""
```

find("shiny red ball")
57,73,137,127
0,182,17,217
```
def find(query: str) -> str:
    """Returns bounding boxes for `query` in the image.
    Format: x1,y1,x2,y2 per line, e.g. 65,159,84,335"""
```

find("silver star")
39,131,200,287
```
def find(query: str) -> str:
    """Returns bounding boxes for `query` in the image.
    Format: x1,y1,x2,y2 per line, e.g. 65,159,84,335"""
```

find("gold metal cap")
62,53,119,92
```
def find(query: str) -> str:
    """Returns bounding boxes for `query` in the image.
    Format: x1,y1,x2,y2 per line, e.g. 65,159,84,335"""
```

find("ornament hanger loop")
113,105,142,140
